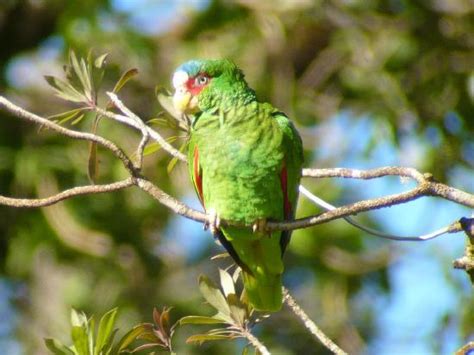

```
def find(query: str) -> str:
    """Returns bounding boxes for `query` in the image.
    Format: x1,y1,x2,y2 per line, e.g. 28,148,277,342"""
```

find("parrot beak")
173,88,192,114
172,70,198,115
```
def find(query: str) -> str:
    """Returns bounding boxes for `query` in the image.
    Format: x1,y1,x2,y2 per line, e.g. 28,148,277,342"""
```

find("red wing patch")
193,145,205,207
280,161,292,219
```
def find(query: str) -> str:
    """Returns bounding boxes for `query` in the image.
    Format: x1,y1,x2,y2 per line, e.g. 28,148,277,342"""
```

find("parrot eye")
195,75,209,86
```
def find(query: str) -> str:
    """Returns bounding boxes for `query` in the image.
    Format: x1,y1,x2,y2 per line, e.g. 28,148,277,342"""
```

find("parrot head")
171,59,252,115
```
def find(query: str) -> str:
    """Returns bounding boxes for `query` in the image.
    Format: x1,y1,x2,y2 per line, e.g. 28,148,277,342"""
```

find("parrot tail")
219,228,285,312
242,269,283,312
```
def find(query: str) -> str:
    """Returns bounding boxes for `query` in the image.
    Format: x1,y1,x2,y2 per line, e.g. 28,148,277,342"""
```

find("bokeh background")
0,0,473,354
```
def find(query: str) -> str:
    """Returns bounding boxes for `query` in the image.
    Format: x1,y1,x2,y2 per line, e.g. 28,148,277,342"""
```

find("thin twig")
93,105,187,162
299,185,462,241
0,95,472,235
0,96,136,175
303,167,474,208
242,329,271,355
0,179,134,208
283,287,347,355
302,167,425,183
106,92,149,169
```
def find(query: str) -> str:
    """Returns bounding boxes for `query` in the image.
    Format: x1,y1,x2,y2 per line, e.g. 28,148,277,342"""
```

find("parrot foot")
204,208,221,235
252,218,269,235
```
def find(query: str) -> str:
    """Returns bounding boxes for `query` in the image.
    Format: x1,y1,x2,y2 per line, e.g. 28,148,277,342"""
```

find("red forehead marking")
186,73,211,96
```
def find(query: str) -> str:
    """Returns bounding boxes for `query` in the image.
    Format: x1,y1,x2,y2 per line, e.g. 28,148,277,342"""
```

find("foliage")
44,307,177,355
180,269,256,346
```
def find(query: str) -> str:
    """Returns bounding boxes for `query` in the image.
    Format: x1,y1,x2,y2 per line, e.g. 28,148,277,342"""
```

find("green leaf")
94,308,118,355
71,326,90,355
69,50,92,101
185,334,232,345
90,51,108,95
49,108,85,125
113,323,151,353
214,311,234,324
143,142,161,156
44,338,75,355
219,269,235,297
179,316,227,325
71,113,86,125
87,116,102,183
94,53,109,69
103,329,118,355
198,275,231,317
147,117,170,127
166,140,188,174
88,317,95,355
155,87,180,119
143,136,179,157
129,343,165,353
227,294,246,326
44,75,86,103
112,68,139,94
71,309,88,328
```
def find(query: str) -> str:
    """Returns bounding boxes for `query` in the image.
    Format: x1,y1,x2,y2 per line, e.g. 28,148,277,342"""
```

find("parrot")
171,59,303,312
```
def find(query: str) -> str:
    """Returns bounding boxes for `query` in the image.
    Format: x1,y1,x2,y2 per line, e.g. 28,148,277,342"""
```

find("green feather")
182,59,303,312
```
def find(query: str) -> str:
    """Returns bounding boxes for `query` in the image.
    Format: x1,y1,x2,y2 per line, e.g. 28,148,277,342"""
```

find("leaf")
44,75,86,103
147,117,168,127
87,116,102,183
143,136,179,157
113,324,151,353
88,316,95,355
210,253,231,261
142,142,159,156
219,269,235,297
129,342,166,352
90,51,108,95
198,275,231,317
157,307,172,338
179,316,227,325
155,87,180,120
71,113,85,125
44,338,75,355
155,87,191,132
71,326,89,355
227,294,246,326
103,329,118,355
166,140,189,174
49,108,84,125
112,68,138,94
69,50,92,101
94,53,109,69
71,309,88,328
185,334,232,345
94,307,118,355
166,140,188,174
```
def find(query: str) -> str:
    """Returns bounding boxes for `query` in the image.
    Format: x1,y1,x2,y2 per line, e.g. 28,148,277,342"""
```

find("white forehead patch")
172,70,189,89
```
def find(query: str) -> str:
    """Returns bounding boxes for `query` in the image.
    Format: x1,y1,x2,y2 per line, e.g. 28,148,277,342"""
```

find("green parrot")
172,59,303,312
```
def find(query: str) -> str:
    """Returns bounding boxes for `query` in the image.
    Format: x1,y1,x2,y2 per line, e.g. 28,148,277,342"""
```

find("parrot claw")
252,218,269,235
205,208,221,235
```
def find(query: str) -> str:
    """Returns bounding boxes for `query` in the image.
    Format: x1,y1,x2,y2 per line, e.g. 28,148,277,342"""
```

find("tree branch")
93,104,187,162
303,167,474,208
0,179,134,208
0,96,136,175
283,287,347,355
242,329,270,355
0,95,472,238
299,185,463,241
